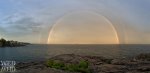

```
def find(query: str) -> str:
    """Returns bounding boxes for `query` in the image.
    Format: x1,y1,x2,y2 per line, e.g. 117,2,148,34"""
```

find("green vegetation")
0,38,6,47
46,60,91,73
0,38,29,47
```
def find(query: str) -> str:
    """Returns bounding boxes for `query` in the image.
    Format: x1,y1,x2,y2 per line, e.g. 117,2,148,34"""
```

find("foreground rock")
15,53,150,73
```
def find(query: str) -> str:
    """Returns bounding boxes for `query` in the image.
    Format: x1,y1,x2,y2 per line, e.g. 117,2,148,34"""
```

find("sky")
48,11,119,44
0,0,150,44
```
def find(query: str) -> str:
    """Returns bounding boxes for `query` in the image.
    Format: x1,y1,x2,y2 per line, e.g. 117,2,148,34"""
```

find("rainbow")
47,11,120,44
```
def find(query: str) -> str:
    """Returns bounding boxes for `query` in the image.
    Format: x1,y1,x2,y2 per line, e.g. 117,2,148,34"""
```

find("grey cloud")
4,16,43,34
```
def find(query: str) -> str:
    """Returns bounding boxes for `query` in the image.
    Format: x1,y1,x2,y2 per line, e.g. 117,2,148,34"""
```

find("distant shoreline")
0,38,30,47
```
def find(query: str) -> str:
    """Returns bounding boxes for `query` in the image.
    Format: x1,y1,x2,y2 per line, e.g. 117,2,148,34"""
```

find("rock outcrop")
15,53,150,73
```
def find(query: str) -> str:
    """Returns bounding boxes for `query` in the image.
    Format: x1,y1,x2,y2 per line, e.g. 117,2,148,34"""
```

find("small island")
0,38,30,47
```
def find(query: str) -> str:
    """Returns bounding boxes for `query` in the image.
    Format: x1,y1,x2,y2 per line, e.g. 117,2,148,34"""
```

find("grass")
46,60,91,73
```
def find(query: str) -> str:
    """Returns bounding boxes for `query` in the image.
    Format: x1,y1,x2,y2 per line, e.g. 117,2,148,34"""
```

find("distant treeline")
0,38,30,47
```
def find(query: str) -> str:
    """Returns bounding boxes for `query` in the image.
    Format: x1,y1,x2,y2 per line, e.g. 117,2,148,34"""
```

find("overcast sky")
0,0,150,44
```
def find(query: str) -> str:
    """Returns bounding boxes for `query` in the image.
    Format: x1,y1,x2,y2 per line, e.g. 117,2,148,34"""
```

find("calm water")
0,44,150,62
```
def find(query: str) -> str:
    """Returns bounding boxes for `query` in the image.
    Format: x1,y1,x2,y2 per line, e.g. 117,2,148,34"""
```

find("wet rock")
98,64,127,73
111,59,129,65
126,70,147,73
17,68,79,73
137,66,150,72
135,53,150,61
14,54,150,73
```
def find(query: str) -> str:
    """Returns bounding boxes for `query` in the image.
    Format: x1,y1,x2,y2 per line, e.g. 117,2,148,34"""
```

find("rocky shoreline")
14,53,150,73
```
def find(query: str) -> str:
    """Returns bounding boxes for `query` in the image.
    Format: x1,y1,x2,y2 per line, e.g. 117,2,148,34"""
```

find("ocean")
0,44,150,62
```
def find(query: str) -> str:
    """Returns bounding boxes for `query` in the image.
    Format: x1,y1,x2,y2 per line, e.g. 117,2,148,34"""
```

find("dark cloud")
3,16,43,34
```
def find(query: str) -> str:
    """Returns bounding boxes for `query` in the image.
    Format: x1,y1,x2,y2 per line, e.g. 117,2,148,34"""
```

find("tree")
0,38,6,47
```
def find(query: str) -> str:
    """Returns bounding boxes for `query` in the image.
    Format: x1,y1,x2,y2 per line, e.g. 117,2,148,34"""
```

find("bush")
46,60,65,69
46,60,91,73
79,60,89,68
52,60,65,69
65,64,79,72
46,60,54,67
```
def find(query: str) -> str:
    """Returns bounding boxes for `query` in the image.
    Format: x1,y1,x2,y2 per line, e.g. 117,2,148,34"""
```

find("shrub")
46,60,65,69
46,60,91,73
46,60,54,67
65,64,79,72
52,60,65,69
79,60,89,68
